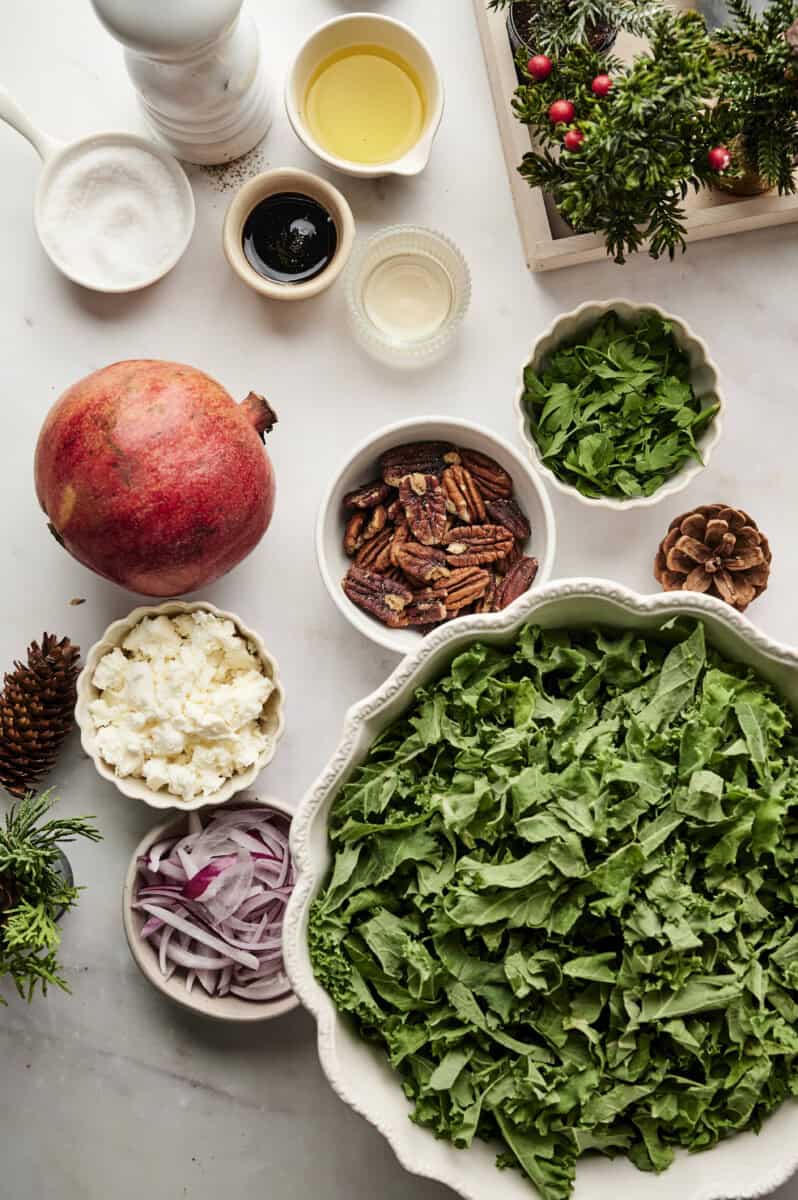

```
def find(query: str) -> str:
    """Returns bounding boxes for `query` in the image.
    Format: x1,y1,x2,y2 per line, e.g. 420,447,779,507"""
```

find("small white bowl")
75,600,285,811
123,795,299,1022
317,416,557,655
285,13,444,179
515,299,725,511
222,167,355,302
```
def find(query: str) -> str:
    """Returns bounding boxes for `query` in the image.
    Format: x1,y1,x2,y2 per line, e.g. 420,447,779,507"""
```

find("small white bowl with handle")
285,13,444,179
0,86,195,293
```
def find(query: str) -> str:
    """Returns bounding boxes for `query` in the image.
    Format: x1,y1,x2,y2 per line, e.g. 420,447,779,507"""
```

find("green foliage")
521,311,720,499
513,11,717,263
0,790,101,1003
711,0,798,193
489,0,664,57
310,621,798,1200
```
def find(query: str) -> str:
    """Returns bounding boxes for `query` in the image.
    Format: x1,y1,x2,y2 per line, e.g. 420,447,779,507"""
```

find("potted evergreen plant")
512,10,722,262
710,0,798,195
489,0,664,58
0,790,101,1003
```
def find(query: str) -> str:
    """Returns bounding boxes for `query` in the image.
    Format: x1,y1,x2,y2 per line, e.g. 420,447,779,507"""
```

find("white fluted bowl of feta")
75,601,286,811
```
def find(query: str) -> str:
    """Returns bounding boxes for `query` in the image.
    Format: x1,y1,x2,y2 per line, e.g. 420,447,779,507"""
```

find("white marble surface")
1,2,797,1198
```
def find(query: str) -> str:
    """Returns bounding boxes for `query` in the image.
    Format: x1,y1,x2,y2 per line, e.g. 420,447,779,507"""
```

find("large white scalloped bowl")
284,579,798,1200
515,300,725,512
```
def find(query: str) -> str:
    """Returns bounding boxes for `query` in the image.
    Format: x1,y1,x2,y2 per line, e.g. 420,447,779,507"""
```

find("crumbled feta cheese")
89,611,275,801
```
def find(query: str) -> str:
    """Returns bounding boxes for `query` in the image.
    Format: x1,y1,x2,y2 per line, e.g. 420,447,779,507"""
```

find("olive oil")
304,44,426,165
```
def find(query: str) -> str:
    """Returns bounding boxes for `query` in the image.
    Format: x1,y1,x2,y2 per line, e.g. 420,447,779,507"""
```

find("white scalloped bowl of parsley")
515,300,724,510
284,579,798,1200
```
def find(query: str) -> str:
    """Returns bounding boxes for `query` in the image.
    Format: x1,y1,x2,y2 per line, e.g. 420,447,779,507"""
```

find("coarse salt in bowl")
75,601,285,811
34,132,195,294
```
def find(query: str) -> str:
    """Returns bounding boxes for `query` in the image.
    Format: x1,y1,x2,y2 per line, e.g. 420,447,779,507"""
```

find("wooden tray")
473,0,798,271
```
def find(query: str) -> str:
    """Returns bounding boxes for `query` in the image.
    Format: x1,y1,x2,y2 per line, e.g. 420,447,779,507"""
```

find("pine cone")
0,635,81,798
654,505,771,612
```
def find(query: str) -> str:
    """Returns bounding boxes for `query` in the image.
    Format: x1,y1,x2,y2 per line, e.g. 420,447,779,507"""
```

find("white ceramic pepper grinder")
90,0,272,164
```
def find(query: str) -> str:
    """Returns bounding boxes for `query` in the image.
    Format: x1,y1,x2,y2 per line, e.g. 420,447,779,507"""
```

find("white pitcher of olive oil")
285,14,444,179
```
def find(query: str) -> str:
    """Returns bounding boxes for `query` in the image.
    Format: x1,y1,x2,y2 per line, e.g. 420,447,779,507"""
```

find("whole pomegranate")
34,360,277,597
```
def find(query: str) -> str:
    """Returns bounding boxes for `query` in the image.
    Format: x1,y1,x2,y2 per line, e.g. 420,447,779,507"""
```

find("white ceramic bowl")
285,13,444,179
515,299,724,511
283,578,798,1200
75,601,285,811
317,416,557,655
123,794,299,1022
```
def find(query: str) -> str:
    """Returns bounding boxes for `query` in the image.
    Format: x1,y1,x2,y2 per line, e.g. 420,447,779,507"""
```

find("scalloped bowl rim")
315,414,558,655
122,793,299,1021
75,600,286,812
283,578,798,1200
514,299,725,511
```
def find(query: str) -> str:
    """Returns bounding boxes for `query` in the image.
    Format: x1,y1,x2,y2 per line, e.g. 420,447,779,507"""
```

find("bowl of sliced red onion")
123,796,298,1021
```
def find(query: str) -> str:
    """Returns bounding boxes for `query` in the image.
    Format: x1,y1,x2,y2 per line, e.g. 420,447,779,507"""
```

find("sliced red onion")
134,805,294,1004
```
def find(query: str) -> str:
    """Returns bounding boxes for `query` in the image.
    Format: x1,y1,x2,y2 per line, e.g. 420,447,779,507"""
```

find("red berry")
527,54,553,81
548,99,575,125
708,145,731,172
591,74,613,97
563,128,584,151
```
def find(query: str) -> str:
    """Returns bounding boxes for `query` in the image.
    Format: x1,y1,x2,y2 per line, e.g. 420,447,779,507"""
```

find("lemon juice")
304,44,426,165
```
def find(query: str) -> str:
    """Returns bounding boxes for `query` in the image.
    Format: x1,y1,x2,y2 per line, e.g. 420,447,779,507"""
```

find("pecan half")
355,527,394,572
399,474,448,546
343,480,392,511
459,449,513,500
445,524,514,566
430,566,491,613
342,566,413,627
380,442,460,487
343,512,366,557
395,542,450,584
486,498,531,542
475,571,499,614
362,504,388,541
389,518,411,567
402,598,448,626
442,465,486,524
497,557,539,609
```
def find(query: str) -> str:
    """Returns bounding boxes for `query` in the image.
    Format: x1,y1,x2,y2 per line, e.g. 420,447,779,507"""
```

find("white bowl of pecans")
317,417,557,654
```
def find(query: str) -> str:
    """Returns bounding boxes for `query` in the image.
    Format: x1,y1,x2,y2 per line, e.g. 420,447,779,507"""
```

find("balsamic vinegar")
242,192,337,285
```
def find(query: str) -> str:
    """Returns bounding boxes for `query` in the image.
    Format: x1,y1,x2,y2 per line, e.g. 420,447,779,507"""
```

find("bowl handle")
0,86,63,161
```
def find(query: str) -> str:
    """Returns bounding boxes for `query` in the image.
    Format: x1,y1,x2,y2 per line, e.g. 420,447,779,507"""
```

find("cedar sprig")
0,790,101,1003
